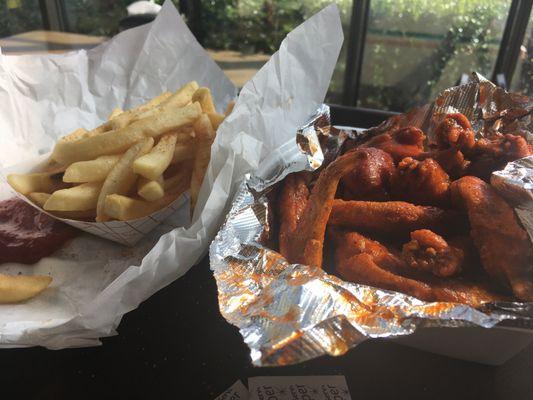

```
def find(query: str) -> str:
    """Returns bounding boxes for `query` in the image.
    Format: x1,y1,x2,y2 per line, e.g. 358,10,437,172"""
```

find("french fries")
164,166,192,192
96,137,154,221
108,108,123,120
134,132,178,180
0,274,52,303
172,143,195,163
44,182,102,211
51,103,201,164
63,155,121,183
7,172,64,195
8,83,230,227
192,87,216,113
104,192,181,221
27,192,50,207
59,127,88,143
225,100,235,116
190,113,216,213
207,112,225,130
138,176,164,201
161,81,199,109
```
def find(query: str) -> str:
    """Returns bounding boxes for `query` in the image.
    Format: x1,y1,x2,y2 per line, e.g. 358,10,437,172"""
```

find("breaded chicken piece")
402,229,463,277
340,148,394,201
451,176,533,301
329,200,461,237
361,126,426,162
391,157,451,207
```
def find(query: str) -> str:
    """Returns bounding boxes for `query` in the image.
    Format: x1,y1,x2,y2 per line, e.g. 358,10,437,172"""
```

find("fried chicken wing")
286,149,366,267
331,229,435,301
402,229,463,277
361,126,426,162
417,148,470,179
467,133,532,181
278,172,310,260
391,157,451,207
451,176,533,301
329,200,461,237
340,148,394,201
435,113,475,151
331,229,503,307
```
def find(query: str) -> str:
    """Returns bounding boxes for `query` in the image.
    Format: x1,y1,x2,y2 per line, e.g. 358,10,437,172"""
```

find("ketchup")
0,198,78,265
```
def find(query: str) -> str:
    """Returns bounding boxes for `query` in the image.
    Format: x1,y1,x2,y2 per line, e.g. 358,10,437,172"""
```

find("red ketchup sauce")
0,198,78,265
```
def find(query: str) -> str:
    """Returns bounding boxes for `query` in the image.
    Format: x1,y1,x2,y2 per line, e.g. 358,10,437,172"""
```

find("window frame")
40,0,532,119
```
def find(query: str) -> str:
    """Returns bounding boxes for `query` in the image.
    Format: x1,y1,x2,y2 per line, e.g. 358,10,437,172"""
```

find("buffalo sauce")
0,198,78,265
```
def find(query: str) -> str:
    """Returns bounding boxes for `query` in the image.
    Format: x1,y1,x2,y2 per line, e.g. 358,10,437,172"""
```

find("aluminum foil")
210,74,533,367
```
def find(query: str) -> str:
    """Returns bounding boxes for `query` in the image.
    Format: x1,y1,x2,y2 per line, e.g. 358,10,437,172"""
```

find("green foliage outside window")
0,0,528,110
0,0,43,37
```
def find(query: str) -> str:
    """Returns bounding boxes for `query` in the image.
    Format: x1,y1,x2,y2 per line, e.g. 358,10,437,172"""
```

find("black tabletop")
1,256,532,400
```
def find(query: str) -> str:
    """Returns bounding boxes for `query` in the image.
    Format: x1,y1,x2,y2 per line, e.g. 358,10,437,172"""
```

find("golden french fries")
225,100,235,116
161,81,199,109
96,137,154,221
52,102,201,164
26,192,95,219
2,85,232,304
8,84,230,229
190,113,216,213
7,172,64,195
138,176,164,201
59,127,88,143
164,166,192,192
172,143,195,163
28,192,51,207
63,155,121,183
0,274,52,303
207,112,225,130
104,192,180,221
108,108,123,120
133,132,178,180
44,182,102,211
192,87,216,113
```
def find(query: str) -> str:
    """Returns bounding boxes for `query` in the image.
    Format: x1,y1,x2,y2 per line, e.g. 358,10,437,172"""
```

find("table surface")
1,256,532,400
1,30,532,400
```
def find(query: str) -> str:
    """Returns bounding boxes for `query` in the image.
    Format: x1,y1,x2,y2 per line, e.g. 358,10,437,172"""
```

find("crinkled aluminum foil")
210,74,533,367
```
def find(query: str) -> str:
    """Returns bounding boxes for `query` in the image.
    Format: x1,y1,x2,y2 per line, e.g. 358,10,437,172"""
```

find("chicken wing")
434,113,476,151
328,199,461,237
331,228,435,301
467,133,532,181
278,172,310,260
402,229,463,277
331,229,503,307
416,148,470,179
340,148,394,201
286,149,367,267
391,157,451,207
360,126,426,162
451,176,533,301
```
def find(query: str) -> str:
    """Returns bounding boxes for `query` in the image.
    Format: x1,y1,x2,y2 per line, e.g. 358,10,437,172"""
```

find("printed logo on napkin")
248,376,351,400
215,380,249,400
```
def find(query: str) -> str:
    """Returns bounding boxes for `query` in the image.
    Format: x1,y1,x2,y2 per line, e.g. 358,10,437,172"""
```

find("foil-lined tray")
210,74,533,366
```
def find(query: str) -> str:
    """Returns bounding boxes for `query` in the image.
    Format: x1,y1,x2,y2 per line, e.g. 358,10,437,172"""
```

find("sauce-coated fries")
7,83,231,223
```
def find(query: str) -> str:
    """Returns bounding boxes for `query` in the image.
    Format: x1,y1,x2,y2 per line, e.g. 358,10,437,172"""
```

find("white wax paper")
0,1,343,348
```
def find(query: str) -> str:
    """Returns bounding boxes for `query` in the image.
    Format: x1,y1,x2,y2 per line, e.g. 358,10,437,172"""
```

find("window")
185,1,353,102
1,1,531,113
510,16,533,97
63,1,126,36
0,0,43,38
357,0,512,112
